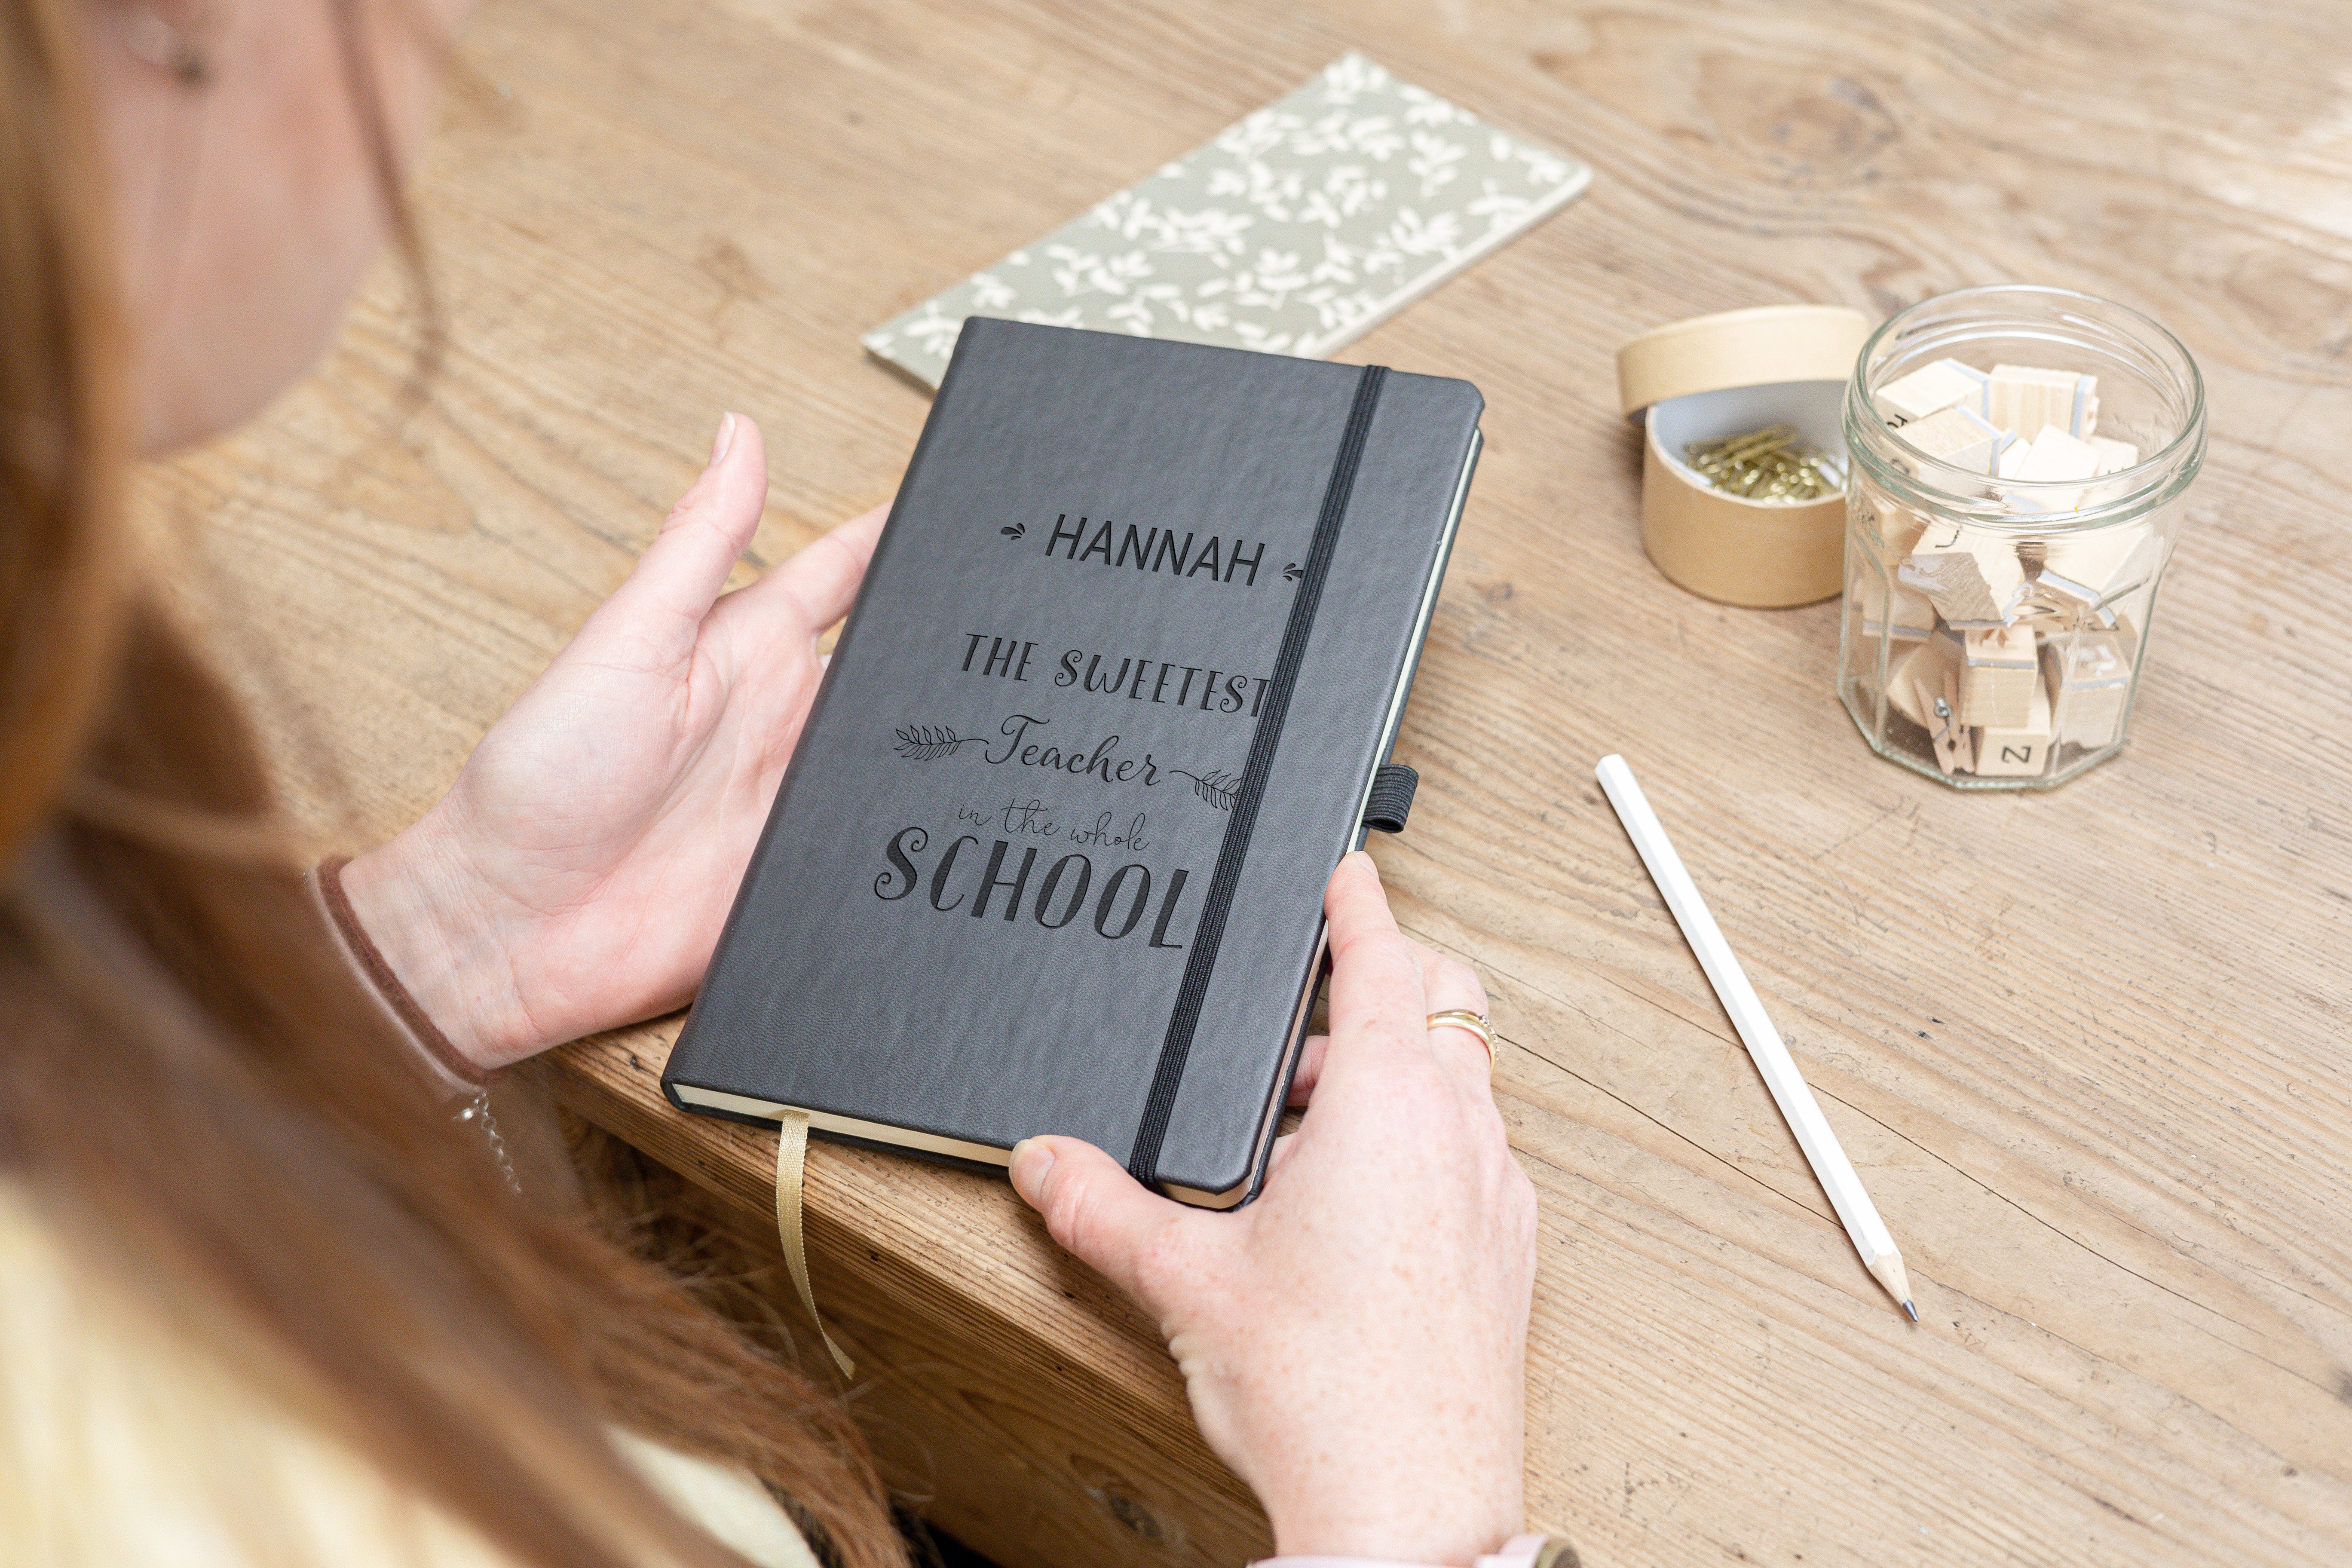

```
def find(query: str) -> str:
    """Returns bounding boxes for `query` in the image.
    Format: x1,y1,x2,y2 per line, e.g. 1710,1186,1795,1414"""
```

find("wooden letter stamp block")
1895,405,2008,475
2086,435,2139,475
1989,365,2098,438
2039,523,2151,613
1973,676,2055,777
2006,426,2104,511
2043,622,2135,748
1877,358,1988,424
1902,520,2025,626
1857,571,1937,641
1857,493,1927,554
2013,426,2101,483
1960,623,2039,728
1887,635,1958,729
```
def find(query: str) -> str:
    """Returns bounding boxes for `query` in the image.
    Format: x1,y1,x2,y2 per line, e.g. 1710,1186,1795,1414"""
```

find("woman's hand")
342,414,885,1068
1010,851,1535,1566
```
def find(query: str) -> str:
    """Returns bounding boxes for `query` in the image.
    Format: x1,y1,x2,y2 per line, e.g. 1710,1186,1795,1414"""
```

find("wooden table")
148,1,2352,1562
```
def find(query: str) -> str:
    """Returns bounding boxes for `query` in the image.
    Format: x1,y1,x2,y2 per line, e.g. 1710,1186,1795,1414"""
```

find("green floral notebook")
863,53,1590,388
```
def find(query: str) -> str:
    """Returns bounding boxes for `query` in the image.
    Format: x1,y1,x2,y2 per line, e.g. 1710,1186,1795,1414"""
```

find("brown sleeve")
309,855,487,1099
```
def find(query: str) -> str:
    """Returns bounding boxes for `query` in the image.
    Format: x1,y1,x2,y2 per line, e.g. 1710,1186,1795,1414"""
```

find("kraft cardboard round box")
1615,303,1873,609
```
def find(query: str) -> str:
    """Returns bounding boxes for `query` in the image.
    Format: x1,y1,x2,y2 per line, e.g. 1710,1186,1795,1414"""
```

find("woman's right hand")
1010,850,1536,1565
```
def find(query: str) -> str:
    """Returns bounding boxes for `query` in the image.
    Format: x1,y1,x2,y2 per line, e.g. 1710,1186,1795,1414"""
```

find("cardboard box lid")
1616,304,1874,415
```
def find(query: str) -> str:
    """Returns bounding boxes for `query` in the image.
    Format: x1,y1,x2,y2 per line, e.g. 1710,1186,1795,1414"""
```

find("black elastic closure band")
1362,763,1419,836
1127,364,1389,1185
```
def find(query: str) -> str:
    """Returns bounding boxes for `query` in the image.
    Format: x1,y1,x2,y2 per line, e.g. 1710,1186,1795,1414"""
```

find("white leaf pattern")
861,52,1590,386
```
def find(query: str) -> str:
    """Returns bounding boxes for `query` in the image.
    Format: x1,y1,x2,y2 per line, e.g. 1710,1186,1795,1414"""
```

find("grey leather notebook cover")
664,319,1482,1203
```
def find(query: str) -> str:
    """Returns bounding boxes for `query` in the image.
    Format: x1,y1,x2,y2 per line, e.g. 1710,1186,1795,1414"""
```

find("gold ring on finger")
1425,1009,1495,1073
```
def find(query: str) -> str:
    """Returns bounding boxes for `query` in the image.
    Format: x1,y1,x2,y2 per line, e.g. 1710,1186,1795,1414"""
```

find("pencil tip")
1903,1299,1919,1323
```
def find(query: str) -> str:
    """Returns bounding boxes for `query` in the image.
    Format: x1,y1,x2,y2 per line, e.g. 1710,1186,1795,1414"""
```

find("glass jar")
1838,286,2205,788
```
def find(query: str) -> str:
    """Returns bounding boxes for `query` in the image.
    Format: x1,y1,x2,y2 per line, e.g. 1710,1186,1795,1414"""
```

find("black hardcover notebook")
664,319,1482,1206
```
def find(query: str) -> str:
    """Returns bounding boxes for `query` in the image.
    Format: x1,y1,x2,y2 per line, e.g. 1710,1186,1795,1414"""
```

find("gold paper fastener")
1683,423,1842,502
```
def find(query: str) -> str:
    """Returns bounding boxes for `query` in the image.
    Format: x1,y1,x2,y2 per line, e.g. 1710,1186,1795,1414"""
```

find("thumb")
1010,1136,1191,1312
588,412,769,658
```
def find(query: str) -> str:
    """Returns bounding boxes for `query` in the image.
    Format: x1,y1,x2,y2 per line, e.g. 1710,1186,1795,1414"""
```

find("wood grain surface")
144,1,2352,1564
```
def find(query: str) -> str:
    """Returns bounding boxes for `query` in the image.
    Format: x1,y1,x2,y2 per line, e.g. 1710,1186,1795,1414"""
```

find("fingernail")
710,411,738,464
1009,1137,1054,1203
1346,849,1378,879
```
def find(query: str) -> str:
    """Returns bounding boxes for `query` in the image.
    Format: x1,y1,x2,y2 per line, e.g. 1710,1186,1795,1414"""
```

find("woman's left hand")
342,413,885,1068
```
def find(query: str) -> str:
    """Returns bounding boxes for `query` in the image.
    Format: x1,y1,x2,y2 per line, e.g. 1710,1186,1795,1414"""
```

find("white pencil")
1595,753,1918,1322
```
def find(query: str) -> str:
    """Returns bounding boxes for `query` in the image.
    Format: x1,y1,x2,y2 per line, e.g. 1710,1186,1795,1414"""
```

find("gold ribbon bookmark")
773,1109,855,1378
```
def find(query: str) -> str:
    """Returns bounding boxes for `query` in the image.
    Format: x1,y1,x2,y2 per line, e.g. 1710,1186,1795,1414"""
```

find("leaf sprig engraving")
1170,769,1240,811
894,725,983,761
895,722,1236,810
